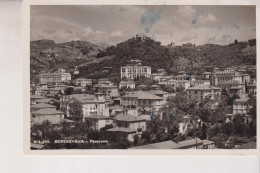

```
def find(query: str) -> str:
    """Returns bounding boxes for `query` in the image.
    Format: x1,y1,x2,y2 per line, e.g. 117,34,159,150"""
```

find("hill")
77,35,256,82
30,39,105,74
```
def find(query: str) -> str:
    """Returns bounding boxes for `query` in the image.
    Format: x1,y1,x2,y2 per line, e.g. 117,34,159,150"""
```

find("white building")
60,93,109,120
233,94,249,115
121,60,151,79
39,72,71,84
186,84,221,102
119,81,136,89
74,78,92,87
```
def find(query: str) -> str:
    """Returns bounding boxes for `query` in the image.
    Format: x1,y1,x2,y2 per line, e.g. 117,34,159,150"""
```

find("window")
137,128,142,132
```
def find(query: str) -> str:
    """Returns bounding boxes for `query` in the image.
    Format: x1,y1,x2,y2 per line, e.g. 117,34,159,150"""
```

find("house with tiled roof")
85,115,113,130
106,115,147,142
35,87,61,97
30,95,46,105
36,98,59,104
121,91,164,112
186,84,221,102
60,93,109,120
94,84,119,98
31,108,64,118
233,94,249,115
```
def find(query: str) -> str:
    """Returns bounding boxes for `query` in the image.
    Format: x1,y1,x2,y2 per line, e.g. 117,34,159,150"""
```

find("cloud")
111,31,126,37
43,29,56,34
176,6,196,18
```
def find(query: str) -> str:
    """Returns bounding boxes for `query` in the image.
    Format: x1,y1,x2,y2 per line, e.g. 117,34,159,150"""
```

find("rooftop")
120,81,135,84
106,127,136,133
114,115,146,122
178,138,203,148
186,84,220,91
85,115,111,120
236,142,256,149
122,91,163,100
130,140,179,149
31,103,56,109
31,108,64,115
69,94,97,103
31,95,46,99
75,78,92,81
31,116,73,125
36,98,59,103
203,140,215,145
235,94,249,103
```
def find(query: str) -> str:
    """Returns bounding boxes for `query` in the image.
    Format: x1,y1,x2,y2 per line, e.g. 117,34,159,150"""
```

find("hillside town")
30,55,256,149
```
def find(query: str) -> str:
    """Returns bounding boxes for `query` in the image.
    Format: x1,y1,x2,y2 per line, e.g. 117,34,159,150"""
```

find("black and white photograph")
29,5,256,150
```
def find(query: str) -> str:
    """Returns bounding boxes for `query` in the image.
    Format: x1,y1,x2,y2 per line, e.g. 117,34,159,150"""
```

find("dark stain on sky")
192,9,204,24
140,8,162,33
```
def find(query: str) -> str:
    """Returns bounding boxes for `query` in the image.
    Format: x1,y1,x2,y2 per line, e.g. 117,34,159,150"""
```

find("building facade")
121,60,151,79
39,72,71,84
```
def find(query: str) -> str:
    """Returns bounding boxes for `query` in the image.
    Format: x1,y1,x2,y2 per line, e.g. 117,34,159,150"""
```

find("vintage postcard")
22,0,259,155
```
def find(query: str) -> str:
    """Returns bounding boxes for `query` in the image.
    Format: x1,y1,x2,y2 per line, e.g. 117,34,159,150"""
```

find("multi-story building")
186,84,221,102
60,93,109,120
211,71,242,86
98,78,113,85
233,94,249,115
151,73,165,81
107,115,147,142
39,72,71,84
94,84,119,98
119,81,136,89
74,78,92,87
35,87,61,97
121,60,151,79
192,80,210,86
121,91,164,113
201,72,212,80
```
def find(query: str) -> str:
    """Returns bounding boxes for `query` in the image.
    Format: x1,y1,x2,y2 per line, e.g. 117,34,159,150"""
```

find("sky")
31,5,256,46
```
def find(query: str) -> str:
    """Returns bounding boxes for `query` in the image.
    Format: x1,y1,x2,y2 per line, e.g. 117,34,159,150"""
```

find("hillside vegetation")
30,36,256,83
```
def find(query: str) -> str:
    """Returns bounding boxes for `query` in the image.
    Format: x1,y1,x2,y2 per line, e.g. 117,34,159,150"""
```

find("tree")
233,114,247,136
68,100,83,120
59,119,70,136
222,122,234,136
64,87,74,95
